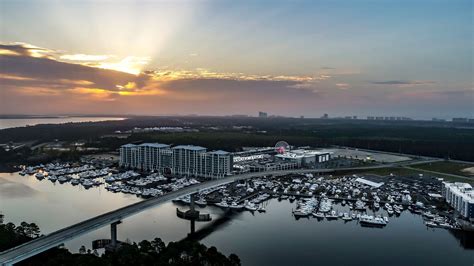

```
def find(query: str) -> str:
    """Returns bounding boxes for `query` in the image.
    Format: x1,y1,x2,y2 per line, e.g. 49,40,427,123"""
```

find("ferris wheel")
275,141,290,154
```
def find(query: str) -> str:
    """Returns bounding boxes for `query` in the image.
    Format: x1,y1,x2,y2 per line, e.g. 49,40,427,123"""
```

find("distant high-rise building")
258,111,268,118
321,113,329,119
453,118,469,122
367,116,375,120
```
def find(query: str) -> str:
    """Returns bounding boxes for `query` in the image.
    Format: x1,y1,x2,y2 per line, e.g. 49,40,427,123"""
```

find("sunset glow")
0,0,472,118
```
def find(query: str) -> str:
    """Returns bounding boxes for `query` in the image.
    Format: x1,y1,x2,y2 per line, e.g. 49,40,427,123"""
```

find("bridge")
0,160,440,265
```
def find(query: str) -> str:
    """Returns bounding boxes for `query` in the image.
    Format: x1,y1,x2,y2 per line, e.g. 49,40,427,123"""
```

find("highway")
0,161,442,265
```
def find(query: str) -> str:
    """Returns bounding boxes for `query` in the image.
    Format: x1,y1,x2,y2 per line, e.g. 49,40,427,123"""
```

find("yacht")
195,198,207,207
215,201,229,208
48,175,57,182
229,202,244,210
359,214,387,227
312,212,325,219
105,176,116,183
70,178,80,185
82,179,94,189
57,176,68,183
354,200,366,211
245,202,258,211
394,206,402,215
293,209,311,217
425,221,437,227
35,173,45,180
342,213,352,221
326,210,339,220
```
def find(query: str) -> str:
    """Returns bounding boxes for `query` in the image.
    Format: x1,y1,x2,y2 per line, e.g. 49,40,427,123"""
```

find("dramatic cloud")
0,42,331,115
1,42,470,118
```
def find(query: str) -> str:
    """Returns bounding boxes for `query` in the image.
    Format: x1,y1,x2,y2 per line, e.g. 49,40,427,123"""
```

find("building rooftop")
172,145,207,151
121,144,137,148
208,150,230,155
444,182,474,203
138,143,170,148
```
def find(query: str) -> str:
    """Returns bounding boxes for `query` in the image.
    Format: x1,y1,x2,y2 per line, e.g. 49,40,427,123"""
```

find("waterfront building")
120,143,233,179
442,182,474,222
275,150,330,167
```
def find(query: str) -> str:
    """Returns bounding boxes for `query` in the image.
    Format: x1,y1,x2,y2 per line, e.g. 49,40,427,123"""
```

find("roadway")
0,160,442,265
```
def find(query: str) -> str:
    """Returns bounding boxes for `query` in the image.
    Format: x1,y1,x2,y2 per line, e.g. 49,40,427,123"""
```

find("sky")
0,0,472,119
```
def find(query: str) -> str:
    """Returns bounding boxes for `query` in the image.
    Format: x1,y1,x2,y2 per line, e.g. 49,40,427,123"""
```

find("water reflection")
0,177,39,198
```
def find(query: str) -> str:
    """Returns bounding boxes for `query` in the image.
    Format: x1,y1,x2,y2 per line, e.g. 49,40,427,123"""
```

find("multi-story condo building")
120,143,233,179
442,182,474,222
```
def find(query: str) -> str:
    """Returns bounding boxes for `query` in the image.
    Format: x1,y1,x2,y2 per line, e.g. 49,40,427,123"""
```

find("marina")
0,170,472,265
14,161,467,232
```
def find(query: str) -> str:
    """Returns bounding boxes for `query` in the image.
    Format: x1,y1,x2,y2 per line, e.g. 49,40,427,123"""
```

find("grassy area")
341,166,474,184
411,161,474,176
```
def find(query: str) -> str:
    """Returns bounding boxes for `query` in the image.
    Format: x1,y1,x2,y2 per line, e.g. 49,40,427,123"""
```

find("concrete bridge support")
110,221,121,247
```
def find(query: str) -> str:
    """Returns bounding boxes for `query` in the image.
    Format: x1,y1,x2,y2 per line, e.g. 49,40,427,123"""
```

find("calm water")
0,172,472,265
0,117,125,130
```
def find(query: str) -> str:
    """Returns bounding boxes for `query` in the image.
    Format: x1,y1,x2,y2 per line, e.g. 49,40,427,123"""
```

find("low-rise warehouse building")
275,150,331,167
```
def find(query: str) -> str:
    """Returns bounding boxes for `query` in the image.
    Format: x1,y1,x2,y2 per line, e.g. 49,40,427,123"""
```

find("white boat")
438,223,453,229
325,210,338,220
354,200,365,211
57,176,68,183
293,209,311,217
229,202,244,210
342,213,352,221
35,173,45,180
195,198,207,207
312,212,325,219
70,179,80,185
359,214,387,227
105,176,116,183
48,175,57,182
245,202,258,211
423,211,435,219
425,221,437,227
257,206,266,213
394,207,401,214
215,201,229,208
82,180,94,189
